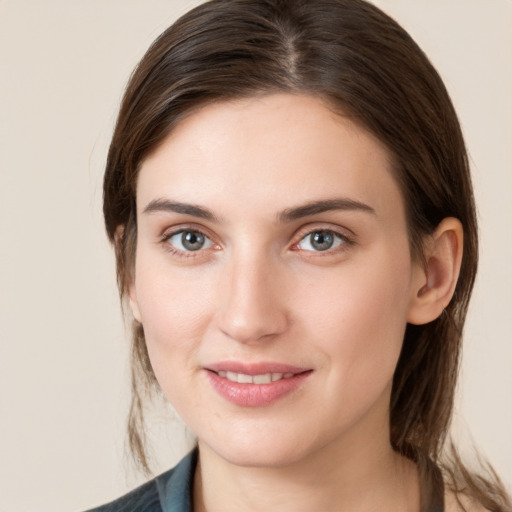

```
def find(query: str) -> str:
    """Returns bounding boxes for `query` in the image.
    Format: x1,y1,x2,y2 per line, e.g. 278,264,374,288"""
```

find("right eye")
166,230,213,252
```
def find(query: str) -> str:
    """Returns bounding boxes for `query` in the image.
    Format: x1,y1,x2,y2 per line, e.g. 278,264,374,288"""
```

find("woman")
90,0,511,510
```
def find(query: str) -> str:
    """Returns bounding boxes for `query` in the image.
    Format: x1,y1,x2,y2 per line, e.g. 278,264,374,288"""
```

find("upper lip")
205,361,310,375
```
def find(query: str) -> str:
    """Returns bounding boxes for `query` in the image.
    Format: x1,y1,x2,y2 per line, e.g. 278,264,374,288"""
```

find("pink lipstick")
205,362,312,407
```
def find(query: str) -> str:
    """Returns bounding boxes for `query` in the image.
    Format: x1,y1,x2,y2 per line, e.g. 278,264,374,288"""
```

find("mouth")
215,370,297,384
204,362,312,407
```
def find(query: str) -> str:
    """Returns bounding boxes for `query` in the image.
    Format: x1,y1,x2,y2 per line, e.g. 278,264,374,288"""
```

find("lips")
205,362,312,407
218,370,296,384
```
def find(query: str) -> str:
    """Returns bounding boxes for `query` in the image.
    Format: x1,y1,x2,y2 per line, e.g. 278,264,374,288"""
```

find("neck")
193,421,420,512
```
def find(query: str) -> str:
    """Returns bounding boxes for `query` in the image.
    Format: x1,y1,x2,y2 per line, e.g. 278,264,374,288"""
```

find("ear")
407,217,464,325
115,225,142,323
128,280,142,324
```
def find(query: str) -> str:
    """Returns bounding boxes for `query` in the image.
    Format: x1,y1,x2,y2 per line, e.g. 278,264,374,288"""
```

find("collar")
156,448,198,512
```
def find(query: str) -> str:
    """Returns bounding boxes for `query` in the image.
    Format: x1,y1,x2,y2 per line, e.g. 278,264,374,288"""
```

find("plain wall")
0,1,510,511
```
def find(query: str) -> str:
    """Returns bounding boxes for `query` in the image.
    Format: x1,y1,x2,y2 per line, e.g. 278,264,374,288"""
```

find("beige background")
0,1,510,511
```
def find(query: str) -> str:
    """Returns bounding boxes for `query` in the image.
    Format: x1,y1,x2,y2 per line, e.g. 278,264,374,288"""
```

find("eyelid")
291,224,356,253
160,222,216,241
168,230,213,251
160,224,221,256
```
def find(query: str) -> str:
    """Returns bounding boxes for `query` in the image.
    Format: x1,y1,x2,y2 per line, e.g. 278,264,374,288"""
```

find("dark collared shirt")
85,448,444,512
85,450,197,512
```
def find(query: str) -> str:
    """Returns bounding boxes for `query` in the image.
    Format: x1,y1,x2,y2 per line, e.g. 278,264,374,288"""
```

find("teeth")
253,374,272,384
237,373,253,384
219,371,295,384
226,371,238,382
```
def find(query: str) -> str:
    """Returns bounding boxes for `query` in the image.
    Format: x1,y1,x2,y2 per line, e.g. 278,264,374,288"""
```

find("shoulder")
83,449,197,512
84,476,163,512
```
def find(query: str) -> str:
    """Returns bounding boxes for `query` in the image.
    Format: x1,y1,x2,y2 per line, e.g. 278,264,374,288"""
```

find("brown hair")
103,0,510,509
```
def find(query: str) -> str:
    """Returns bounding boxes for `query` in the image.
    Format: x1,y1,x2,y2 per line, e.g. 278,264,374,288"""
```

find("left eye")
296,230,346,252
167,230,213,252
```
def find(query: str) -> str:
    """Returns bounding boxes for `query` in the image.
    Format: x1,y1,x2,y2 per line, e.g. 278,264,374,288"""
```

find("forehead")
136,93,404,224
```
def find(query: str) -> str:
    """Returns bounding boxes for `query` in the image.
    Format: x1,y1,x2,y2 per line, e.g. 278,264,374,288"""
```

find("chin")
217,446,305,469
199,426,319,469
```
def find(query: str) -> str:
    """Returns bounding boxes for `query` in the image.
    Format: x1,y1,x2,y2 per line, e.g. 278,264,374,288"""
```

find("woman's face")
130,94,425,468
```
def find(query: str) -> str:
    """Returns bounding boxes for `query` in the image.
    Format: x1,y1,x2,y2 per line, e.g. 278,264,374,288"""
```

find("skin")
129,94,463,512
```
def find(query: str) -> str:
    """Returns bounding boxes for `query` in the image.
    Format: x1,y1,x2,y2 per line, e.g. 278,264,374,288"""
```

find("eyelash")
292,228,354,255
160,226,354,258
160,227,216,258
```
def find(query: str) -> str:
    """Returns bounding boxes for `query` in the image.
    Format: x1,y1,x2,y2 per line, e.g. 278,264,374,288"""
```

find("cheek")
132,256,217,384
135,250,215,330
297,247,413,388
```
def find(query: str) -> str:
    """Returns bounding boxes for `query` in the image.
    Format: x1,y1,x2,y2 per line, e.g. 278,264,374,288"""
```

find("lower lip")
205,370,312,407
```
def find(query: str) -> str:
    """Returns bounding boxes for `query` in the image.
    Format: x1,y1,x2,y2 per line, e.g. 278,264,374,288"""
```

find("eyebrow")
278,198,375,222
142,198,220,222
141,197,375,223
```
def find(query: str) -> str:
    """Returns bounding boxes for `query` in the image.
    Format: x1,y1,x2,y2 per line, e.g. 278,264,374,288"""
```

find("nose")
216,252,289,344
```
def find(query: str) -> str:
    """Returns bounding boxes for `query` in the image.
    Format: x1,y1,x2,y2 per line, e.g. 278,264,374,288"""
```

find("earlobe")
407,217,464,325
126,261,142,323
128,287,142,323
115,224,142,323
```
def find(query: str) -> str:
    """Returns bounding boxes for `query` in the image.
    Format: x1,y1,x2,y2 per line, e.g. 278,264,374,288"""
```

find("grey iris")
182,231,205,251
311,231,334,251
